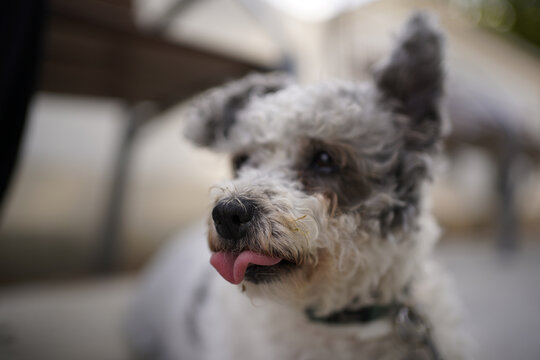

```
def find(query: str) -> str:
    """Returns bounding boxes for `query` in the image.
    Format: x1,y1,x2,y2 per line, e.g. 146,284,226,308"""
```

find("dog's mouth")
210,251,296,284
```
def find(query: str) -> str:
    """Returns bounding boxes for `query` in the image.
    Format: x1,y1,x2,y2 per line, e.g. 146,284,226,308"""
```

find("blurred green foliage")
453,0,540,48
509,0,540,47
475,0,540,48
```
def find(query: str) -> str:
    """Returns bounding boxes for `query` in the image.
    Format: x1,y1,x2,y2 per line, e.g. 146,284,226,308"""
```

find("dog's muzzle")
209,197,295,285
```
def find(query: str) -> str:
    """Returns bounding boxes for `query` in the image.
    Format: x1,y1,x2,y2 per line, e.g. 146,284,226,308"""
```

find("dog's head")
185,13,445,314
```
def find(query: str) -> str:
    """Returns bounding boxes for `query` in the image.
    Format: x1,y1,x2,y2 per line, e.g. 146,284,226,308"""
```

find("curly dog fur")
127,13,471,360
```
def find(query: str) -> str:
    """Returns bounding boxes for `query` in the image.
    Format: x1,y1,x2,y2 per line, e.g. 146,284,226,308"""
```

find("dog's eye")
310,151,337,174
232,154,249,172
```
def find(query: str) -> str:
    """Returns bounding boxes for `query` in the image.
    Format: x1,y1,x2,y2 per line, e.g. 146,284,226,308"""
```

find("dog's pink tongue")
210,251,281,284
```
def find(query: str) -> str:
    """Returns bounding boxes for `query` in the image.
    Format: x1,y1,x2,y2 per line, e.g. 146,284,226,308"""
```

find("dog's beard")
206,173,331,290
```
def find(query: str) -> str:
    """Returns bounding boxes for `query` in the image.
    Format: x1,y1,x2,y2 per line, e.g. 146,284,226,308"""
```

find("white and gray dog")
128,13,471,360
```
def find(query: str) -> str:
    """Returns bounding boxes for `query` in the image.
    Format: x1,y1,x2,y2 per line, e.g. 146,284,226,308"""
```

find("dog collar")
306,304,443,360
306,303,397,325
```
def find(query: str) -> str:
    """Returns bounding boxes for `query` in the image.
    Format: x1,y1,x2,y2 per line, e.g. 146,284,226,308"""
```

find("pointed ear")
184,72,292,148
374,12,445,150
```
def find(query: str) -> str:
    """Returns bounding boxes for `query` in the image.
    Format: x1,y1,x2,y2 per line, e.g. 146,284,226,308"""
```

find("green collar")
306,304,443,360
305,303,398,325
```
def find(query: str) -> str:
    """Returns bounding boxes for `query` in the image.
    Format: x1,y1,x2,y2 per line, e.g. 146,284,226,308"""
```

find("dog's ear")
184,72,292,148
374,12,445,151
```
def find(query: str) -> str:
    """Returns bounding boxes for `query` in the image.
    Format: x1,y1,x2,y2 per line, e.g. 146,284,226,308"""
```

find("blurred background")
0,0,539,359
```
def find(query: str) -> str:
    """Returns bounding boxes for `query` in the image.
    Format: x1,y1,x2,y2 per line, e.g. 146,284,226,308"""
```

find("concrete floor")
0,232,539,360
435,235,540,360
0,277,134,360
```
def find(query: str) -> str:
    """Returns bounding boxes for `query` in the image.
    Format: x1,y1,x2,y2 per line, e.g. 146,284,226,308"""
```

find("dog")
127,13,471,360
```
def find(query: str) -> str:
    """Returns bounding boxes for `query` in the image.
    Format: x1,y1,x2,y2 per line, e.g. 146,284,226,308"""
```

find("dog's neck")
305,281,411,323
305,300,443,360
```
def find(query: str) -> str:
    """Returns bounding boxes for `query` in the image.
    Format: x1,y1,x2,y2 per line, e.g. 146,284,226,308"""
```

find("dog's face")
185,14,445,314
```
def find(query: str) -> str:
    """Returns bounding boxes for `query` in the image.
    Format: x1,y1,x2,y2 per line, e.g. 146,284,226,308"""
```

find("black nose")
212,199,256,240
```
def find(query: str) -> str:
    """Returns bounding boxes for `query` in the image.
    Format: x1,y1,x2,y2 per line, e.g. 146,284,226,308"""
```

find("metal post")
497,134,519,254
95,102,155,273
